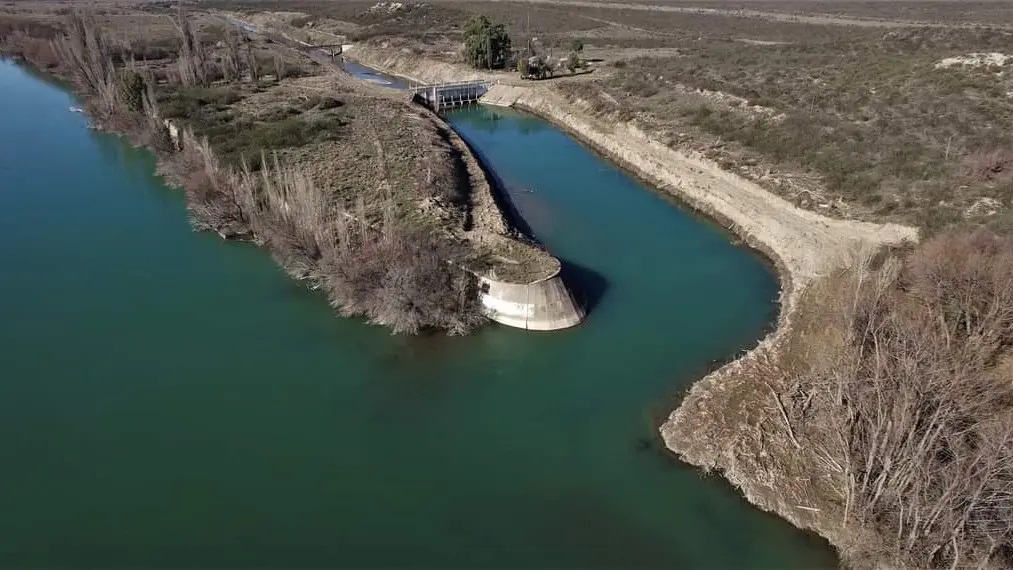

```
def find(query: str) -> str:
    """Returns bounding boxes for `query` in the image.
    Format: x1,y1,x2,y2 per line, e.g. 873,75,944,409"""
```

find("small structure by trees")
519,54,553,80
462,15,511,70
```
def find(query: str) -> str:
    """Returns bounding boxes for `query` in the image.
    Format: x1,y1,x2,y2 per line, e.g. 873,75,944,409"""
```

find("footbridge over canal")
410,80,494,112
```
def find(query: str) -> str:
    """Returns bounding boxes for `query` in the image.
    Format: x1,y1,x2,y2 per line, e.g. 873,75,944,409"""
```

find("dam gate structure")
410,80,493,112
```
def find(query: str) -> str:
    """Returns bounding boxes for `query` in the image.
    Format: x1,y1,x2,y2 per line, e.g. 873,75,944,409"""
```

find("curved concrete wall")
478,268,584,331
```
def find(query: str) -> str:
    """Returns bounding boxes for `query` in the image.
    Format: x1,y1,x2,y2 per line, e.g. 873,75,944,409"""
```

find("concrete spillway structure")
476,257,584,331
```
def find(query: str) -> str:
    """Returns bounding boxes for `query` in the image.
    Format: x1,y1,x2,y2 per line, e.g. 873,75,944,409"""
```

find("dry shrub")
787,230,1013,568
168,130,248,238
320,227,482,336
967,149,1013,183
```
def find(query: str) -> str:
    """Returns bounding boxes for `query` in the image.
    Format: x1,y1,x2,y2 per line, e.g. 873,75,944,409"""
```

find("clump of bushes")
160,86,242,118
317,96,343,110
320,227,482,335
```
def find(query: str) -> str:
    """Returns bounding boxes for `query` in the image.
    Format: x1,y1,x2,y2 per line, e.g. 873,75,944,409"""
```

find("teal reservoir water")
0,61,834,567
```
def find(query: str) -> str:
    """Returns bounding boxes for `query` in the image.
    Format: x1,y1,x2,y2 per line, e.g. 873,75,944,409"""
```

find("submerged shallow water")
0,61,834,567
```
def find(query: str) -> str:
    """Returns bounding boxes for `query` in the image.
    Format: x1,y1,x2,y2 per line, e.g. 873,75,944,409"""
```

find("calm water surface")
0,61,834,567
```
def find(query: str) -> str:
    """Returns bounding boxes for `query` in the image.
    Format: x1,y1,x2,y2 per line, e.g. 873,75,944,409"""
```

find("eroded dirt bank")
347,44,919,552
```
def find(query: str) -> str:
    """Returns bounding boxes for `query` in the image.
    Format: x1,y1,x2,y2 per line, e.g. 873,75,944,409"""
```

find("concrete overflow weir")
476,263,585,331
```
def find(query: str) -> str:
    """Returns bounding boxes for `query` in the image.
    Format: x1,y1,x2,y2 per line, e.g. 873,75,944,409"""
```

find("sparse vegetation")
552,25,1013,231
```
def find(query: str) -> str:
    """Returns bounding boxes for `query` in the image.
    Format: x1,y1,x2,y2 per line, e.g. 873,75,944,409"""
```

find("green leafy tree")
117,69,146,112
462,15,511,70
567,38,584,53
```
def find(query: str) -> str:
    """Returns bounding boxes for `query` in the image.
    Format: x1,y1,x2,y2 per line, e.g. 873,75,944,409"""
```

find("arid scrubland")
576,25,1013,233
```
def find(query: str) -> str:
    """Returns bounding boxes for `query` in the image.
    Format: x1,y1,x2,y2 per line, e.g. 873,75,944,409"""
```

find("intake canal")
0,60,834,567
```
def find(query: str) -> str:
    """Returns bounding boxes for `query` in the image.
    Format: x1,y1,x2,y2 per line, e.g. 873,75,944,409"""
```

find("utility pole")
527,7,531,53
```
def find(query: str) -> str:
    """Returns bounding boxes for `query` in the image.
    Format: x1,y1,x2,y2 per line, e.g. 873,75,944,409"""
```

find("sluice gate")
410,80,493,112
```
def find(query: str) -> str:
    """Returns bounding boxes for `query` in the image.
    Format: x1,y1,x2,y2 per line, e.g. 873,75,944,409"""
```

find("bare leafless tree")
786,230,1013,569
273,54,286,81
50,11,118,115
220,29,243,82
245,41,259,83
174,0,207,87
167,126,483,334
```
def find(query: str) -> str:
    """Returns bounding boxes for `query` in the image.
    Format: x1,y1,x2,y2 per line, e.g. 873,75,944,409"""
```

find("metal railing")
408,79,492,95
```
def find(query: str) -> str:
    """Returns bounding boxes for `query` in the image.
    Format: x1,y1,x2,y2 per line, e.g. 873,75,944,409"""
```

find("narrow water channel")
0,61,834,567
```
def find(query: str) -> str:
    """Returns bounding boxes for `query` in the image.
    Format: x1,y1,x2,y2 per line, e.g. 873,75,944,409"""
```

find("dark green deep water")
0,61,835,567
